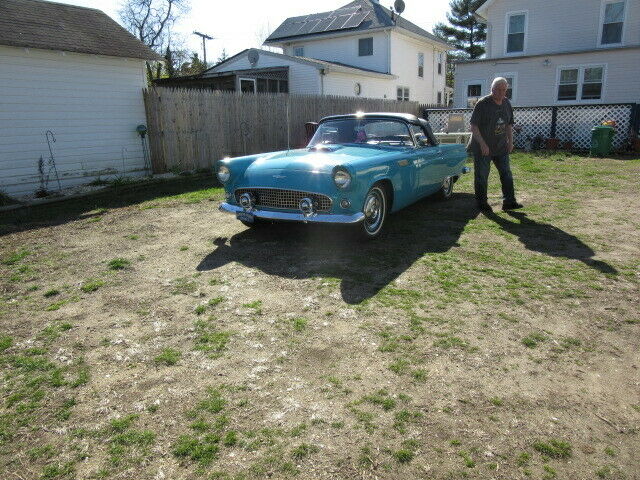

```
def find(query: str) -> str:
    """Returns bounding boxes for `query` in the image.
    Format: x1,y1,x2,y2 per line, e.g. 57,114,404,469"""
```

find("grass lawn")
0,152,638,479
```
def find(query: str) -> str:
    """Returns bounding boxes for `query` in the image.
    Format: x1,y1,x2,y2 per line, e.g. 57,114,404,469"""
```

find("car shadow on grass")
486,211,617,275
197,193,480,304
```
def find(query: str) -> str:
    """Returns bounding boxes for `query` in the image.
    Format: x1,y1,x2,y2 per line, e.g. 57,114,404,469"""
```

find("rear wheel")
356,184,388,240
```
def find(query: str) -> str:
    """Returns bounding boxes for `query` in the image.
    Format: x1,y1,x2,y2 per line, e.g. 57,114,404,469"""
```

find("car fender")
218,151,287,190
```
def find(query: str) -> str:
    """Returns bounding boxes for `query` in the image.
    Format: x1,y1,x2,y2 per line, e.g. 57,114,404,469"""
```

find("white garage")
0,0,160,197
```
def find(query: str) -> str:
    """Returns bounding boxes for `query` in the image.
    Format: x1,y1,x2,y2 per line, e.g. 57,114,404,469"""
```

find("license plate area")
236,211,254,223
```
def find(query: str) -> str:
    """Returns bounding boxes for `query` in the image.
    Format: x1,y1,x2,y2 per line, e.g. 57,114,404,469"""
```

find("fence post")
550,106,558,138
630,103,640,134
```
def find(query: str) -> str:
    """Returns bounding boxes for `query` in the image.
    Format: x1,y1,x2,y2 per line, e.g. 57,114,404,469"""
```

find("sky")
53,0,452,65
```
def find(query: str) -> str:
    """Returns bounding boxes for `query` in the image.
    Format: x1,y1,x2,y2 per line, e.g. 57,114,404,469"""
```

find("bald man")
469,77,523,213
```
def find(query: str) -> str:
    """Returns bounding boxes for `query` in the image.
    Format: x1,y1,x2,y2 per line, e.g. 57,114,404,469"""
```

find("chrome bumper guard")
219,202,365,224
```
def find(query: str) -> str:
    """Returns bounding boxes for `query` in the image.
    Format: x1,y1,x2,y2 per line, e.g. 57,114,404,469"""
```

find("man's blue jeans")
473,153,516,205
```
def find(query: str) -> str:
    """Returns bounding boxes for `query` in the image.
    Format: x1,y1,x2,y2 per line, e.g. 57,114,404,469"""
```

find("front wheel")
435,176,454,200
355,184,388,240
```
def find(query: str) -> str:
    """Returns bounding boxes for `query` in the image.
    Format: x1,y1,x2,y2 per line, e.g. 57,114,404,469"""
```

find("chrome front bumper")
219,202,365,224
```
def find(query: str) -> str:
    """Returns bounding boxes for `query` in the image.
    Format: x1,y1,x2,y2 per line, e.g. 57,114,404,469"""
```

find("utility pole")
193,31,214,68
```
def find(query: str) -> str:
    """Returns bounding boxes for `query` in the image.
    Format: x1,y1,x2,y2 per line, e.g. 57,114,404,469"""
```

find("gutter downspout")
387,28,391,75
387,28,392,99
320,68,325,95
432,46,436,104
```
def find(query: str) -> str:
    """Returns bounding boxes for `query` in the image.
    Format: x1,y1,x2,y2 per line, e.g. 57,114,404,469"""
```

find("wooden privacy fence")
143,88,422,173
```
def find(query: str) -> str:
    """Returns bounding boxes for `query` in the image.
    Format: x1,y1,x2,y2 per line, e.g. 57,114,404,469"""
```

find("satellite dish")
394,0,405,14
248,49,260,66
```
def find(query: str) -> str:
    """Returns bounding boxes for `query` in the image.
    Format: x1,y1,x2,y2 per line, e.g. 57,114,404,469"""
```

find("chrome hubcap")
363,188,384,234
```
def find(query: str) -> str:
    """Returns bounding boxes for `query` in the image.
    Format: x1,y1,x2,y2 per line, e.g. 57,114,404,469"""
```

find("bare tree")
254,21,280,53
119,0,190,79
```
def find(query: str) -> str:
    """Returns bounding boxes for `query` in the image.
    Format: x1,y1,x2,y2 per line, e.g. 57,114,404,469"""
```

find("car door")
408,124,442,196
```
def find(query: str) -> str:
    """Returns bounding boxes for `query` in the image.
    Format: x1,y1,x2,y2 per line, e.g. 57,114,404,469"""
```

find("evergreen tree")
179,52,207,76
164,46,175,77
217,48,229,64
434,0,487,59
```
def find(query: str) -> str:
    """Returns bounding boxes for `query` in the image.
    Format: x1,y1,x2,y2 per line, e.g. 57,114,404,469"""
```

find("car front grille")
235,188,332,212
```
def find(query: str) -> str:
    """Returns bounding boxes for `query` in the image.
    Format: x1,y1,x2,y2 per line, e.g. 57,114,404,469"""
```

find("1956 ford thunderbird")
217,112,469,239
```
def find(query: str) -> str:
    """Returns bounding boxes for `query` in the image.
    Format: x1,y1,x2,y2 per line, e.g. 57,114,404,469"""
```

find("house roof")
475,0,496,20
0,0,161,60
455,44,640,64
207,48,397,79
265,0,450,49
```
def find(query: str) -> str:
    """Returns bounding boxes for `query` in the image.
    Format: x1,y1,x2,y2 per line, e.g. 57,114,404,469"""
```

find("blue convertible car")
218,112,469,239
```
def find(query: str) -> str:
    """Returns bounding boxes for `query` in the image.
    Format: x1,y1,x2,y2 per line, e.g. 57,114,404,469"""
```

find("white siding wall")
208,53,320,95
485,0,640,58
0,45,148,197
390,31,447,104
454,48,640,107
322,72,393,99
284,31,390,73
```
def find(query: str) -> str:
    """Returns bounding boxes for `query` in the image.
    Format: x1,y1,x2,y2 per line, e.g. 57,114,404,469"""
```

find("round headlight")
217,165,230,183
333,169,351,189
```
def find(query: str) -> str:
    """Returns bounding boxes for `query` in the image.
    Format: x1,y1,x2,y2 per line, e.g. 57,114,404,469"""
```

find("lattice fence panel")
425,104,634,151
426,109,473,135
511,107,553,148
556,104,631,150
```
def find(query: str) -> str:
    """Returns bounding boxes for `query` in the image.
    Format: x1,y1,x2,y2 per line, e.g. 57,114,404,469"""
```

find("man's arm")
470,123,490,156
506,124,514,154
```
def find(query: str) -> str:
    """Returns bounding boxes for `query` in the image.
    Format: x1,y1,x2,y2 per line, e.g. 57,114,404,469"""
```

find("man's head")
491,77,509,103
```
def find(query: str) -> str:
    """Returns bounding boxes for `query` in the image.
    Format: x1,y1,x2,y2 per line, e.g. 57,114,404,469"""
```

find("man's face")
492,82,508,102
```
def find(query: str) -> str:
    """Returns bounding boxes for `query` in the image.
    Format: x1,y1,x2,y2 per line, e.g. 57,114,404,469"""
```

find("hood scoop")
310,144,343,153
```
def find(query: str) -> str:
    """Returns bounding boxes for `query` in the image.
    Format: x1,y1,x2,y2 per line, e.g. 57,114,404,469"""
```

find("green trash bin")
590,125,615,156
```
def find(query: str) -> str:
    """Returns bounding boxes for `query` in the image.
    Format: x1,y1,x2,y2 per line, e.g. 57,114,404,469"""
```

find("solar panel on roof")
272,21,302,38
311,17,335,33
331,6,361,15
269,5,367,40
322,16,340,32
307,12,328,21
342,11,368,29
332,14,352,29
297,19,321,35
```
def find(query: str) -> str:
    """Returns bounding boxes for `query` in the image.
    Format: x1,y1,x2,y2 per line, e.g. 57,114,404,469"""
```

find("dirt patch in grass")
1,154,639,479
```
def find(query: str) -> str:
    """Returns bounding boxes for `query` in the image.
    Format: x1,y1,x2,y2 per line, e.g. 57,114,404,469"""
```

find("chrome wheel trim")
363,186,386,235
442,176,453,197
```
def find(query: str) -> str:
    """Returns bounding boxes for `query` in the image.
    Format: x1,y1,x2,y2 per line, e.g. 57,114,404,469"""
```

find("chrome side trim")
219,202,364,224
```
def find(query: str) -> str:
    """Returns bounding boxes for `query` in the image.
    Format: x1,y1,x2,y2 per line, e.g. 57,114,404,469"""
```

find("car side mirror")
414,135,430,148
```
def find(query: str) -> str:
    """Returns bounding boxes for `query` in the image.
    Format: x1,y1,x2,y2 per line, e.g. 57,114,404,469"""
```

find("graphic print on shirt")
494,116,506,136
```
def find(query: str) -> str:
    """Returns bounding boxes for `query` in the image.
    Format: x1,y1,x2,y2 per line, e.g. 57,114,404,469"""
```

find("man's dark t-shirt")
469,95,514,156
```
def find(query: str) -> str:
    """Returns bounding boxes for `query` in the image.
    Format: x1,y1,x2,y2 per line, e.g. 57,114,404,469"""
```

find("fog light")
340,198,351,209
239,192,255,210
299,197,314,217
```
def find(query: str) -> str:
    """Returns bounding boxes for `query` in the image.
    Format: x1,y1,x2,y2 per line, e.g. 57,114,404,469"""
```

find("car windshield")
308,118,414,148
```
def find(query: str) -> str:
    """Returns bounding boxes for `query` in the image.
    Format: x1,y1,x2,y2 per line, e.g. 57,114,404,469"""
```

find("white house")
160,0,450,105
0,0,160,197
453,0,640,107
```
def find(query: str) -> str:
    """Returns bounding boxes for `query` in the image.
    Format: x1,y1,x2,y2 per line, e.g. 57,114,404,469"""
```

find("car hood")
247,146,388,174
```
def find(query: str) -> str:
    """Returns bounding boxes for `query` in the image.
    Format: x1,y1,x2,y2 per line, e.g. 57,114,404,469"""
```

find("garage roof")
0,0,161,60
